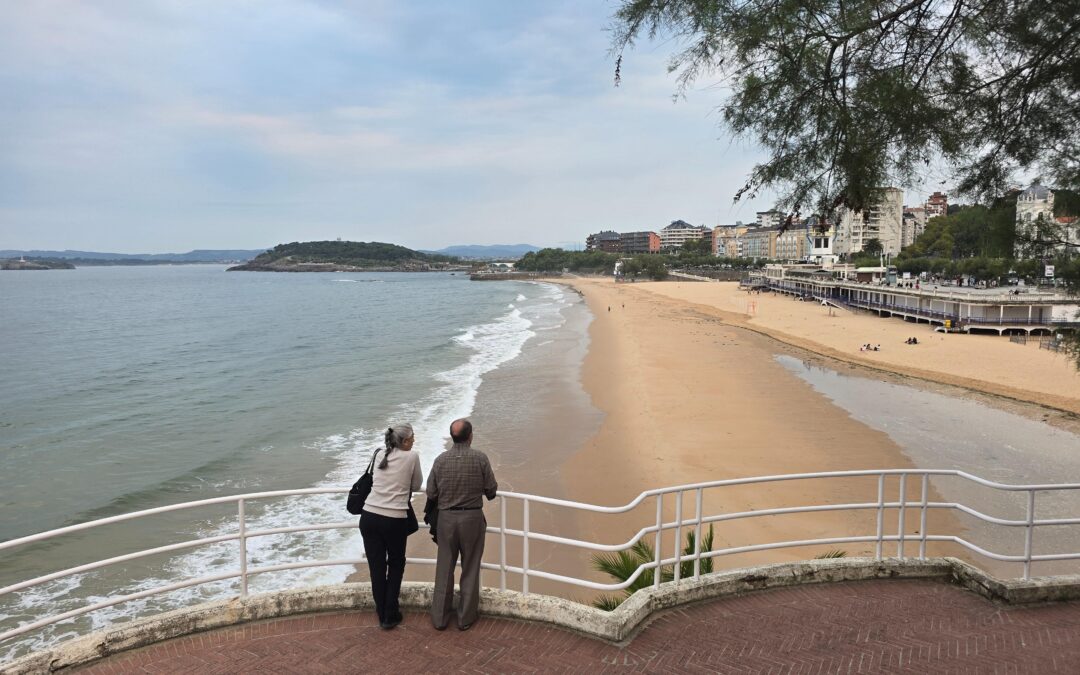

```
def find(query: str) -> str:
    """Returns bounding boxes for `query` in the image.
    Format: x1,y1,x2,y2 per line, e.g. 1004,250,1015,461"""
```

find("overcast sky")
1,1,926,253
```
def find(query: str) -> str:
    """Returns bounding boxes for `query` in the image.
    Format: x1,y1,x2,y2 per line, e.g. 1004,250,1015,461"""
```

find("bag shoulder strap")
365,448,381,475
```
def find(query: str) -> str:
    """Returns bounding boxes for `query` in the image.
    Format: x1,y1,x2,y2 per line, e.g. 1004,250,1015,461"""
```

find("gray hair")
379,423,414,469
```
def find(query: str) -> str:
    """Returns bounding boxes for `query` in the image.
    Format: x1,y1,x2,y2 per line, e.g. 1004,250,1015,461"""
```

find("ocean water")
0,266,582,658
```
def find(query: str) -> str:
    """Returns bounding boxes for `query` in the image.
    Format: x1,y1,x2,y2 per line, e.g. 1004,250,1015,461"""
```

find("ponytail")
378,423,414,470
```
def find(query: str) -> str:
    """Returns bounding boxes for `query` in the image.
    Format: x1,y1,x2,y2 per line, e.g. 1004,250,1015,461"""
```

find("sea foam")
0,282,568,661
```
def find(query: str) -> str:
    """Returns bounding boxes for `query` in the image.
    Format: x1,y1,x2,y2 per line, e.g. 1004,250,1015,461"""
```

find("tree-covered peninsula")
227,241,462,272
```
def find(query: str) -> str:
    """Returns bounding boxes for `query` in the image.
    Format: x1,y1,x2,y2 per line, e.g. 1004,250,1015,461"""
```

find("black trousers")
359,510,410,622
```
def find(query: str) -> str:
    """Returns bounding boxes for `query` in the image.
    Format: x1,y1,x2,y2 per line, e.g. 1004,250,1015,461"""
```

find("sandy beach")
544,276,1080,592
641,279,1080,415
357,276,1077,601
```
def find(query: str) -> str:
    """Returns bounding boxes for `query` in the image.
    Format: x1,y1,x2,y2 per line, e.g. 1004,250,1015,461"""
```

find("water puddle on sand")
776,354,1080,577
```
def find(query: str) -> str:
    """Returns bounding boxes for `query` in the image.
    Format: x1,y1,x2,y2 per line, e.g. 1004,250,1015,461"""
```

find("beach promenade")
73,579,1080,673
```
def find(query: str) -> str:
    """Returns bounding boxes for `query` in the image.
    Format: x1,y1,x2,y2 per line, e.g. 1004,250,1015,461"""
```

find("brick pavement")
72,579,1080,674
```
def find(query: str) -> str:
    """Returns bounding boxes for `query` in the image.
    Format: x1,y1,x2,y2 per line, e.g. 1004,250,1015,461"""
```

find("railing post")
919,474,929,559
694,487,703,578
238,499,248,598
897,473,907,558
522,498,530,595
654,494,663,588
500,495,507,591
1024,490,1036,580
674,491,683,583
875,474,884,559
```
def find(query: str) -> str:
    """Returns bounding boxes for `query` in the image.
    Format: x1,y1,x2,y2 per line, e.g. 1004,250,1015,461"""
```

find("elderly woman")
360,423,423,629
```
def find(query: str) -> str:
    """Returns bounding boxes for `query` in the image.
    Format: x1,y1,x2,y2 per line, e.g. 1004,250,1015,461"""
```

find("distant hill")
424,244,540,260
228,240,461,272
0,249,266,263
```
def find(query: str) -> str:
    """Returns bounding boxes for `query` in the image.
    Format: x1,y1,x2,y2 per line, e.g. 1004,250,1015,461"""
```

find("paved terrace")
73,579,1080,674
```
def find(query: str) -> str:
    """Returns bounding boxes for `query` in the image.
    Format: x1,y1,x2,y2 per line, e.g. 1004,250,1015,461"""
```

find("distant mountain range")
424,244,540,259
0,249,267,263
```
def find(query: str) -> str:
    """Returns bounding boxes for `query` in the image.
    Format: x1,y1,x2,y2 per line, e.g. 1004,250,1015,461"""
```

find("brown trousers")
430,509,486,629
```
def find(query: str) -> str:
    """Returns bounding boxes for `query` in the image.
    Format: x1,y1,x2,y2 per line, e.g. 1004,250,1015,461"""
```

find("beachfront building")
659,220,710,250
926,192,948,219
1014,183,1080,258
806,217,839,266
834,187,904,256
742,227,780,259
619,231,661,254
585,230,622,253
713,224,748,257
756,210,784,228
775,223,811,261
901,207,928,249
756,264,1080,335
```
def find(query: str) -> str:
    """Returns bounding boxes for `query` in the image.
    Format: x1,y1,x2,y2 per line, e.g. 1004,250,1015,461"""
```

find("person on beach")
360,423,423,630
426,418,498,631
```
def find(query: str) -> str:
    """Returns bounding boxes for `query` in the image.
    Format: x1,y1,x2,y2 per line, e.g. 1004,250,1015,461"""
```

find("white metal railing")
4,468,1080,648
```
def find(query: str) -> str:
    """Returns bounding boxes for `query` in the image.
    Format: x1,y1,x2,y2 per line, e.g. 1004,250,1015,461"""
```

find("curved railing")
4,468,1080,649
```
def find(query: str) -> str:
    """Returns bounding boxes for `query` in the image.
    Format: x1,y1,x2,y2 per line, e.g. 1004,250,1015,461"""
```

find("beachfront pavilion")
760,266,1080,335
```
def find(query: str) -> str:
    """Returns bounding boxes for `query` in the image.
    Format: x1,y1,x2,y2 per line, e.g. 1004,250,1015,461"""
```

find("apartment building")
775,223,810,261
619,231,661,254
834,187,904,256
585,230,621,252
742,227,780,259
713,224,748,256
756,210,784,228
659,220,710,250
926,192,948,219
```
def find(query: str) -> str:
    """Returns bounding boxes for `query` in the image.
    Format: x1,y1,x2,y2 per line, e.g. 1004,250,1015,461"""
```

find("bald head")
450,418,473,445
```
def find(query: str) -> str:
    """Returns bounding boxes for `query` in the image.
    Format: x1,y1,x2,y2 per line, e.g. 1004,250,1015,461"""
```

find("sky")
0,1,902,252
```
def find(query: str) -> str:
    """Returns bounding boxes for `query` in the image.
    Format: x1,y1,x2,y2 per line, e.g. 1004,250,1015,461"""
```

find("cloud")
0,0,777,251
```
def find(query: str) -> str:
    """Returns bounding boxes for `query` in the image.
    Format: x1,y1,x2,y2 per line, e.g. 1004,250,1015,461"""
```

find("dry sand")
641,279,1080,415
358,277,1076,602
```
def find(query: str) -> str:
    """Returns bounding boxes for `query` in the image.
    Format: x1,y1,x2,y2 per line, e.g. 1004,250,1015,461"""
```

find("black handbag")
405,504,419,535
346,450,380,515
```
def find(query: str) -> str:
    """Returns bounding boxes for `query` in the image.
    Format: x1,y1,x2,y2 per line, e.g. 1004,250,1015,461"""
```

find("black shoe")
380,614,402,630
458,621,473,632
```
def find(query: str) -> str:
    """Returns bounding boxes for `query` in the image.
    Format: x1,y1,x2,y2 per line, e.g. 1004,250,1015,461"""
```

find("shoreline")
546,276,1080,586
551,276,962,581
635,279,1080,417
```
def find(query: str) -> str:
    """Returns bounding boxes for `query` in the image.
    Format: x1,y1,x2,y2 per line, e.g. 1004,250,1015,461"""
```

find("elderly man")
426,418,498,631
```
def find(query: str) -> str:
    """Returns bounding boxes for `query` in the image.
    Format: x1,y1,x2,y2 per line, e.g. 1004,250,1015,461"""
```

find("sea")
0,265,591,659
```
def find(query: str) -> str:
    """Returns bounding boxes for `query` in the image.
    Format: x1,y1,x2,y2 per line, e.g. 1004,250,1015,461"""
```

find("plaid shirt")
426,443,498,510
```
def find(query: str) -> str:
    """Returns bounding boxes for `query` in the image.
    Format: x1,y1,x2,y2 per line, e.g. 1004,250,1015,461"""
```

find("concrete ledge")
9,557,1080,673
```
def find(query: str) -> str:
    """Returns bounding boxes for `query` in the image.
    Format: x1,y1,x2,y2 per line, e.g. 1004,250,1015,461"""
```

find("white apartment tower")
834,187,904,256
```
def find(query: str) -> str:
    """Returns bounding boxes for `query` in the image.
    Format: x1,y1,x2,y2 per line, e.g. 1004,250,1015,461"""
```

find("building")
806,217,838,266
742,227,780,259
619,231,661,254
659,220,710,250
834,187,904,256
775,222,811,261
926,192,948,219
585,230,621,253
901,207,927,249
756,210,784,228
713,224,748,256
755,264,1080,336
1014,183,1080,258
